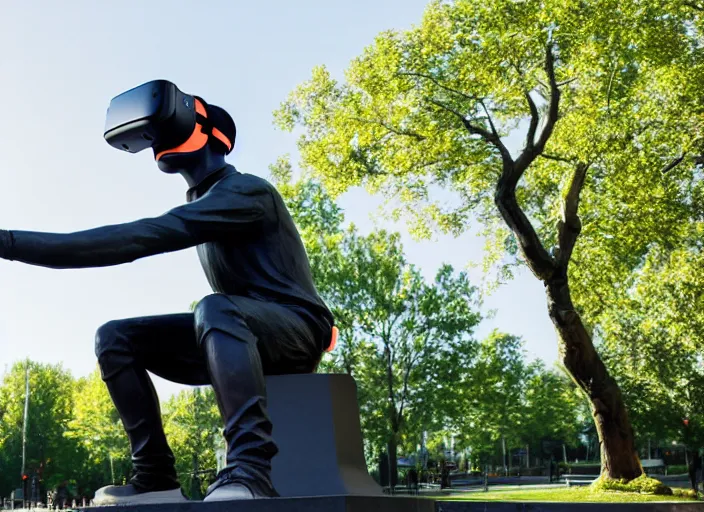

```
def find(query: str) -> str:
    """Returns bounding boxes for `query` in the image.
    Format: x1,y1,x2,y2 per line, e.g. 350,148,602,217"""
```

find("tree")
521,362,583,465
458,335,583,471
460,332,527,472
64,368,131,494
274,0,703,479
0,361,78,497
320,228,481,484
162,387,220,499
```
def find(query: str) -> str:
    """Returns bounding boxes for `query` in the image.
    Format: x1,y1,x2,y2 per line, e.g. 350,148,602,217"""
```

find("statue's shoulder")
221,169,275,195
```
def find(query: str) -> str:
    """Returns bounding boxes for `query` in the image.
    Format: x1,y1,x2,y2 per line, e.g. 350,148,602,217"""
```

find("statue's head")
103,79,236,174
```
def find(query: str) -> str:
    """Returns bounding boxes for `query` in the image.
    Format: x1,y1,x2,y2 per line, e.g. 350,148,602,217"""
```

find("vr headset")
104,79,232,158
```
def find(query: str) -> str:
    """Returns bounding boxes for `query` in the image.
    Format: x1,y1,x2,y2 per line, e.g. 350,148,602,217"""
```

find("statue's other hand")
0,230,12,260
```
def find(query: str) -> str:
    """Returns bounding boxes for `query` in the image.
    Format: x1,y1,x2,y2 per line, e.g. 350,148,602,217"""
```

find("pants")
94,293,326,496
690,468,699,491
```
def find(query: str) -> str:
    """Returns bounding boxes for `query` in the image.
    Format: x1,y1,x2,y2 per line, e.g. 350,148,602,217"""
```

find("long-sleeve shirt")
0,165,334,336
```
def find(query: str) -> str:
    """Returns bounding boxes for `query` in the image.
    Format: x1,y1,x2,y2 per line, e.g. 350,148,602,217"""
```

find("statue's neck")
178,153,227,189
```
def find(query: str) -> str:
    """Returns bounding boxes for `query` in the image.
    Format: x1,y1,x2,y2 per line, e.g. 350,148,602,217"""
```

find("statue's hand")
0,230,12,260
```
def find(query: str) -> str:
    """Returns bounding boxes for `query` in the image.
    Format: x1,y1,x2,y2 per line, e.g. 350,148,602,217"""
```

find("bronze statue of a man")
0,80,336,505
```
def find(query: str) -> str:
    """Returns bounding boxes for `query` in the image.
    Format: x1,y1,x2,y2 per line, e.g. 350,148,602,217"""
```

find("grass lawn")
435,487,699,503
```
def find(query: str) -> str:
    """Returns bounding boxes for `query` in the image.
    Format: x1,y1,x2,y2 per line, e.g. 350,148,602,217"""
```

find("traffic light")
22,474,28,481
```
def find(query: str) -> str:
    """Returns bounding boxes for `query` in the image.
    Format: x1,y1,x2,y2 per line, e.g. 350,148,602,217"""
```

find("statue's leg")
93,312,210,504
193,294,326,501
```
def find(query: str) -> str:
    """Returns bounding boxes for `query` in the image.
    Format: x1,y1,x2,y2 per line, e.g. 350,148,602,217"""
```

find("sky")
0,0,556,400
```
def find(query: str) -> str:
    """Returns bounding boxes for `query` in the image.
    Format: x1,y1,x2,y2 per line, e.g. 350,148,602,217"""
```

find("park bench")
5,489,24,510
641,458,666,475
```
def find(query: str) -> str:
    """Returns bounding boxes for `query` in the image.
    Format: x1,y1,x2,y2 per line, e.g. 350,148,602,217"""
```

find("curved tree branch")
541,153,575,163
515,42,561,175
525,91,540,149
494,170,556,280
352,116,427,141
533,44,561,151
398,71,480,103
660,154,686,174
480,99,502,143
606,60,618,114
493,42,563,282
428,98,514,164
515,43,560,174
556,162,590,271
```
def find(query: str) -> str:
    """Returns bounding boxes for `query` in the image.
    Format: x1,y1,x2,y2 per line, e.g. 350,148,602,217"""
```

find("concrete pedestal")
436,501,703,511
266,373,382,497
82,495,433,512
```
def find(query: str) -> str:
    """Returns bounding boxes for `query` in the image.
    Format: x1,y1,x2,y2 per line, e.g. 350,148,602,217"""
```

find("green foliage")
0,360,223,500
162,387,221,499
667,464,688,475
593,474,673,496
460,332,527,462
521,362,584,451
436,486,696,502
65,368,131,492
595,248,704,449
0,362,223,500
673,488,698,499
0,360,79,496
459,334,583,466
275,0,702,269
322,229,481,459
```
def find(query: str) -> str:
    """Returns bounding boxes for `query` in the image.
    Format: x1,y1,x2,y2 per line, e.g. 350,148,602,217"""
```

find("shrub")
667,465,688,475
672,488,697,499
592,474,673,495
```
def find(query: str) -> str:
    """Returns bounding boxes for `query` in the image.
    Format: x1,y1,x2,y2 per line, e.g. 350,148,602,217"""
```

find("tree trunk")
586,441,590,463
526,444,530,469
502,437,508,476
483,45,641,481
546,277,642,480
387,437,398,490
191,452,202,500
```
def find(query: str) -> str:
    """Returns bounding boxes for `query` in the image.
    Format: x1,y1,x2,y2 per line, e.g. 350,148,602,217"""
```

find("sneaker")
203,467,278,502
203,482,255,502
92,483,188,506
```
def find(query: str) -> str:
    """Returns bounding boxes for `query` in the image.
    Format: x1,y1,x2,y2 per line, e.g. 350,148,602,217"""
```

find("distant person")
52,480,71,510
440,463,450,489
379,452,390,488
689,451,701,491
407,468,419,495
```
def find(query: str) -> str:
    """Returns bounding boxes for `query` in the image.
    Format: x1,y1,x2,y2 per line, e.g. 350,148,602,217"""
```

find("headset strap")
196,112,232,151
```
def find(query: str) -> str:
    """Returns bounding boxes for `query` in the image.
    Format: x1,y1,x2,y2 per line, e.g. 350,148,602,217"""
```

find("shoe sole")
93,488,188,506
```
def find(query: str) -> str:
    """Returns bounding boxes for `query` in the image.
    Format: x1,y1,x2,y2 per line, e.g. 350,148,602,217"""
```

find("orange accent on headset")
155,99,232,160
195,100,207,116
212,127,232,151
326,326,338,353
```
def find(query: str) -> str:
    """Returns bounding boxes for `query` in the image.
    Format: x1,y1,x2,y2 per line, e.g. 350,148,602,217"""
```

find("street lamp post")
21,362,30,509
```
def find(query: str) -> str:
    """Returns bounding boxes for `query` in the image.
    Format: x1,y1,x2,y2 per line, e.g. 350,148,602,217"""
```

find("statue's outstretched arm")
0,186,269,269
